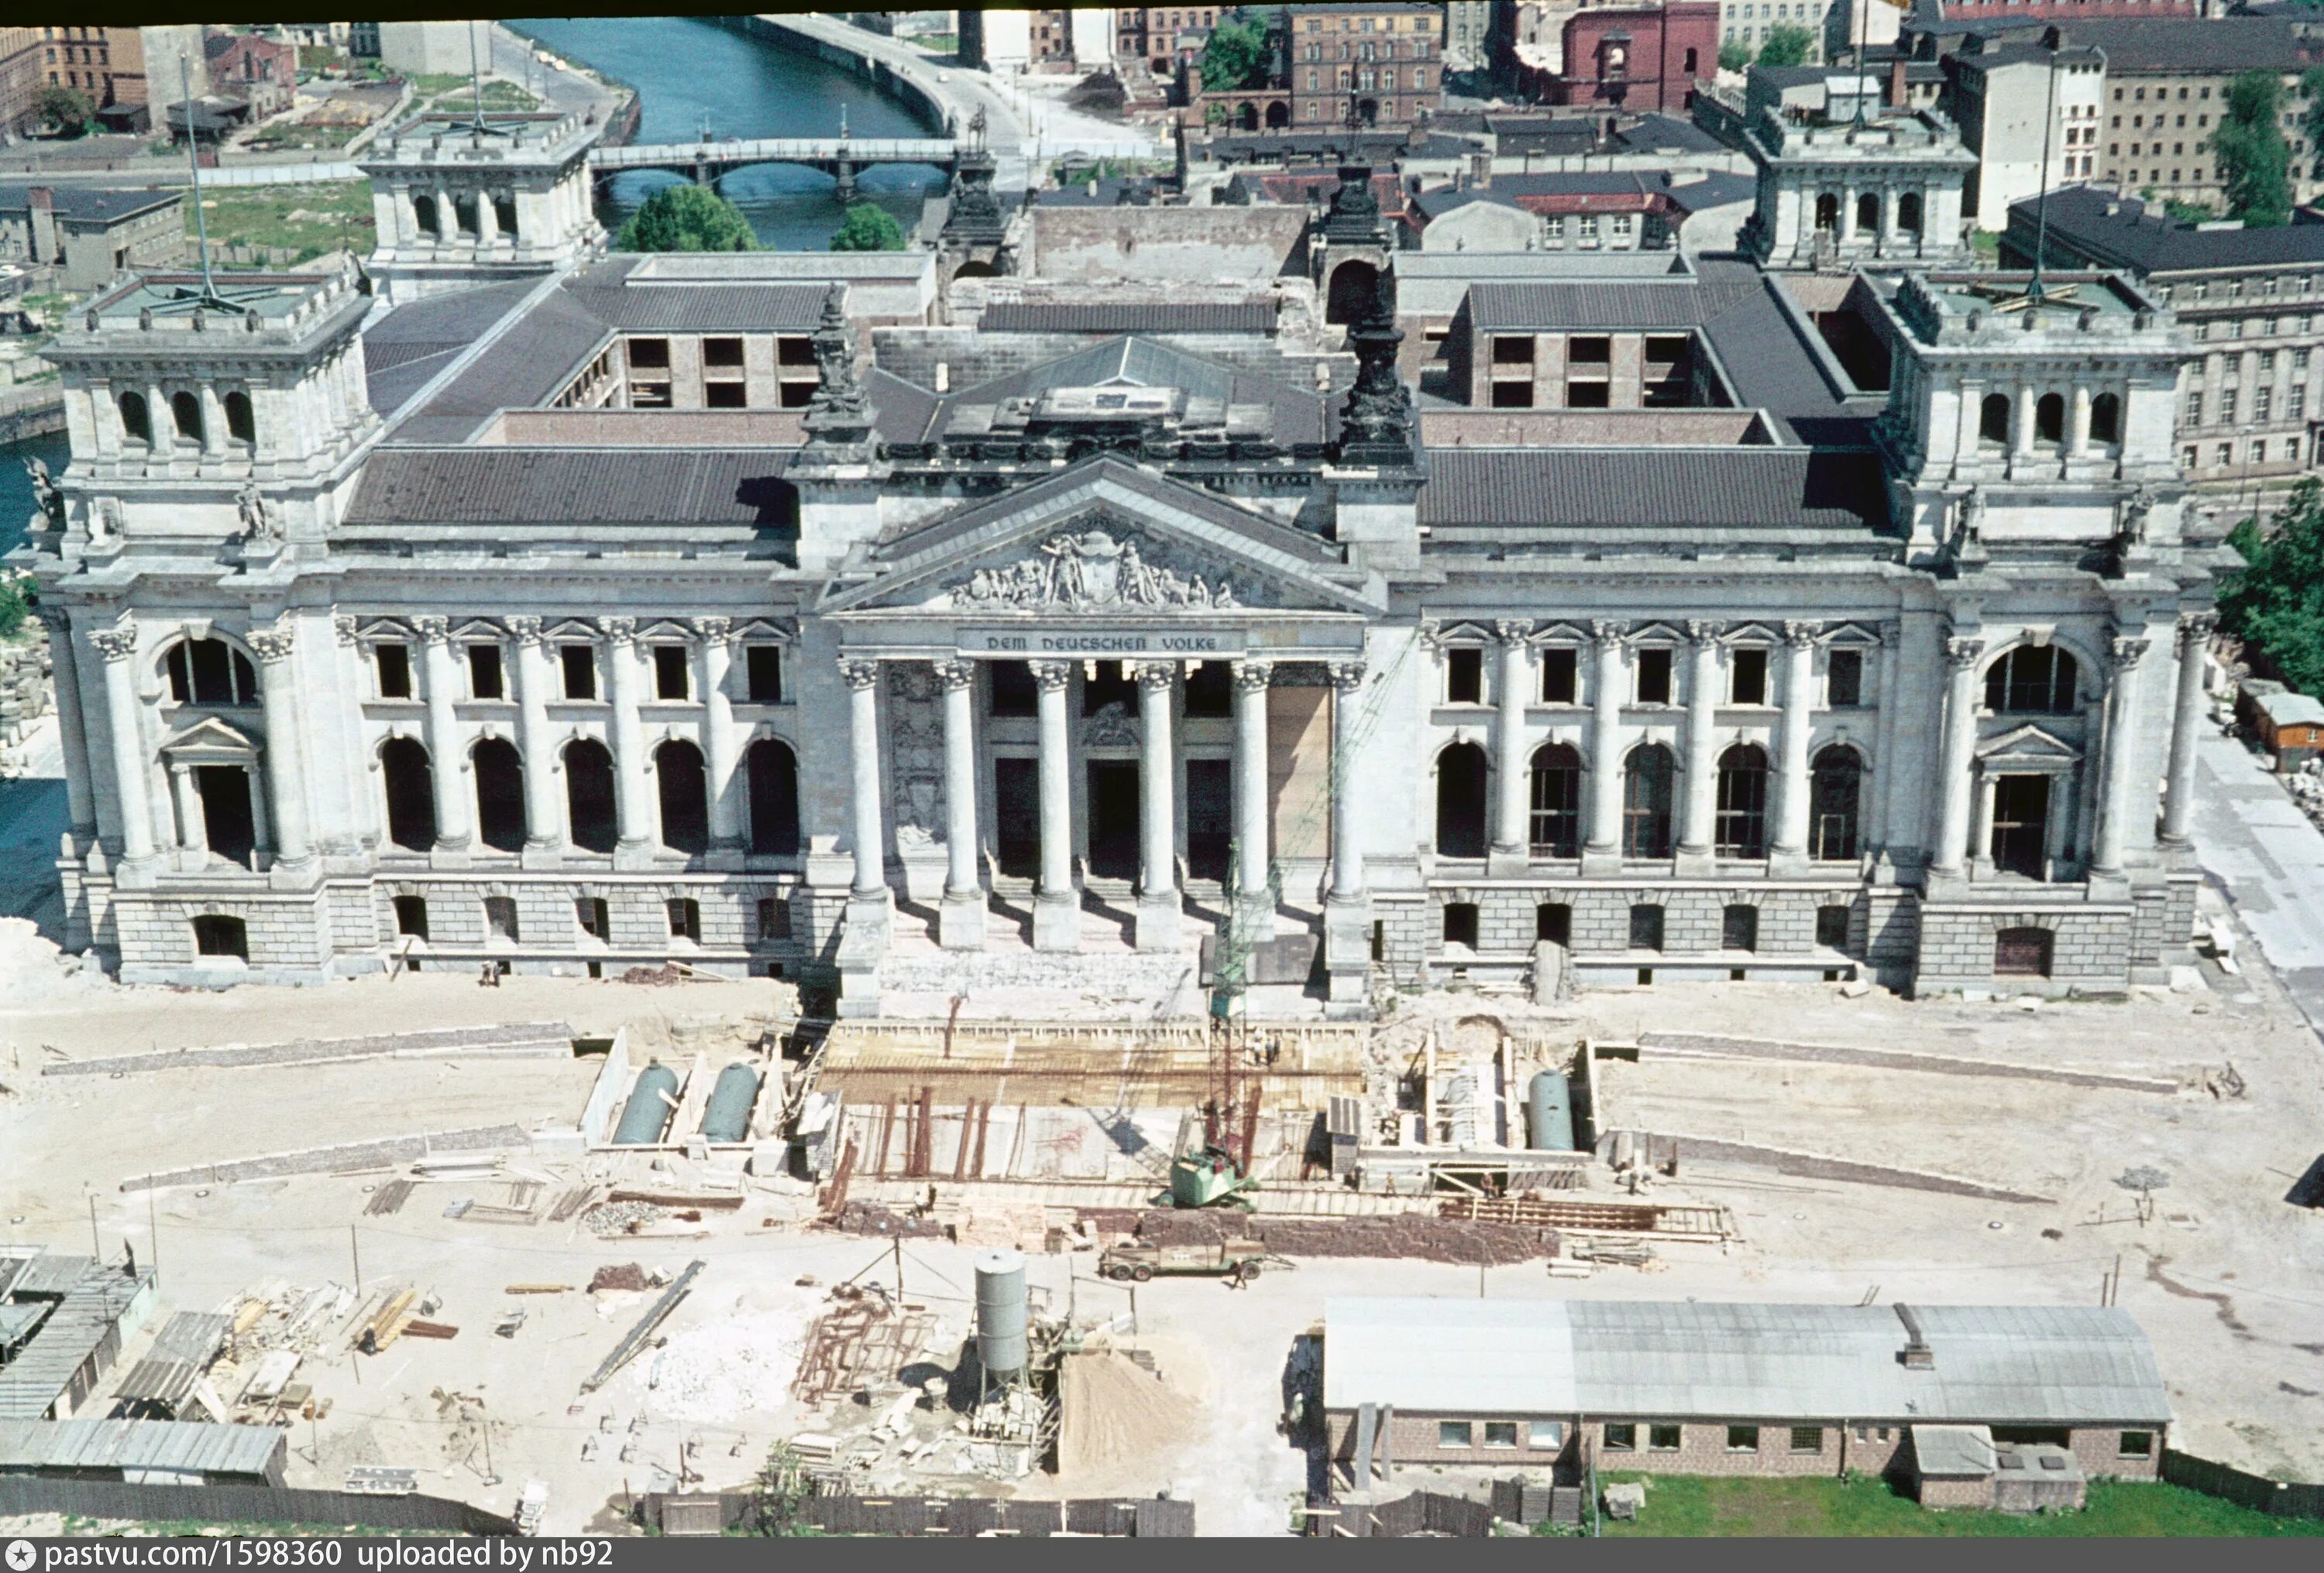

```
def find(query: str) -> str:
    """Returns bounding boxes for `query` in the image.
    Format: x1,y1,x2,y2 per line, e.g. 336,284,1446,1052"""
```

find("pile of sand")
1056,1351,1200,1477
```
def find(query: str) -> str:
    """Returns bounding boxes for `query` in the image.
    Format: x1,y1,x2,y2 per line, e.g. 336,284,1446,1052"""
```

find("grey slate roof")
2053,16,2306,73
361,277,542,421
0,184,181,225
2010,187,2324,275
1465,269,1762,331
940,335,1332,447
343,448,796,527
1419,447,1885,532
1323,1299,2174,1424
0,1417,285,1479
977,300,1278,335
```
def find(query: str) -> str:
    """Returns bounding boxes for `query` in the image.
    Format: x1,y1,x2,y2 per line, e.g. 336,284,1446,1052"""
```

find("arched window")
2089,391,2122,445
224,390,256,445
1265,99,1290,128
1814,192,1839,234
472,737,526,853
1622,744,1675,860
1528,743,1582,858
565,739,617,854
1855,192,1880,235
1985,645,2080,714
1714,743,1769,859
1897,192,1923,234
163,637,258,706
1325,258,1380,326
2035,391,2065,445
655,739,709,855
1810,745,1862,862
1979,393,2011,445
1435,741,1488,860
411,192,439,235
747,738,800,856
118,389,151,445
170,390,203,445
379,737,436,853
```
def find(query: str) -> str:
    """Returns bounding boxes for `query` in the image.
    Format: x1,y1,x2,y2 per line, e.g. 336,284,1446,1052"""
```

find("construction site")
2,873,2322,1537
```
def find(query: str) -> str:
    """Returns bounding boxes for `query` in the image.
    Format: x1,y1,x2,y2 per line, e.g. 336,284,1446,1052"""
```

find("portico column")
39,612,97,839
1231,660,1273,931
1868,623,1903,859
605,618,653,858
697,618,742,855
1678,621,1720,861
1490,623,1533,872
1771,621,1817,864
509,619,563,860
90,619,156,865
1030,660,1079,952
414,617,473,857
2161,613,2217,845
1135,662,1183,950
169,761,206,861
841,658,888,900
248,621,312,870
1969,772,1997,874
1583,621,1626,866
935,659,986,950
1328,661,1368,905
2092,634,2150,877
1930,634,1985,878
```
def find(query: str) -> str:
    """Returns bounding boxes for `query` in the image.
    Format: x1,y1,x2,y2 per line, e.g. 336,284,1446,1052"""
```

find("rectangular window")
2294,387,2308,421
1790,1426,1824,1454
1601,1422,1636,1451
1730,647,1768,706
1446,647,1484,704
576,896,609,939
2185,390,2204,424
561,644,597,701
392,895,428,939
1443,902,1480,948
667,897,701,943
1529,1420,1564,1449
1563,380,1610,408
705,381,748,409
1483,1421,1518,1449
1635,648,1673,705
1491,380,1537,408
653,644,690,701
2257,387,2273,421
1727,1425,1760,1452
1816,903,1851,948
1722,904,1758,953
483,895,519,943
703,335,744,368
1648,1424,1682,1452
1628,904,1664,952
1569,335,1611,364
375,643,413,699
1492,335,1535,364
1438,1420,1473,1448
755,895,792,941
2217,442,2233,467
1541,647,1578,704
2118,1430,2154,1458
468,644,504,700
2222,389,2237,423
746,645,783,703
627,336,670,369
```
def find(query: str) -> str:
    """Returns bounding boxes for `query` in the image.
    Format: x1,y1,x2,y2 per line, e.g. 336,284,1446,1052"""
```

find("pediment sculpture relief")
957,528,1246,612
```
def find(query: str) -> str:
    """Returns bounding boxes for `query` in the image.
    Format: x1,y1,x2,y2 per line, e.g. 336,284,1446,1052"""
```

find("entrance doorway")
195,765,257,867
1186,758,1231,883
1989,774,2051,877
1086,761,1140,881
994,758,1040,878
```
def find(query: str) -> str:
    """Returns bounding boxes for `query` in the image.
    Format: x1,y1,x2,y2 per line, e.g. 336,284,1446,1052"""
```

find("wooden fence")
2162,1448,2324,1520
0,1477,517,1534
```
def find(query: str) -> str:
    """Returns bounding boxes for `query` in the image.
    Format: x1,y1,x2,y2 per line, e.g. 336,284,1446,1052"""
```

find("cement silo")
613,1061,680,1145
1527,1068,1575,1151
700,1062,761,1144
974,1248,1029,1386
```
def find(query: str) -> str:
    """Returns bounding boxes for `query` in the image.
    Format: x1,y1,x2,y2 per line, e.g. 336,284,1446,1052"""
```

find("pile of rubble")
2284,758,2324,833
0,620,52,764
582,1200,669,1236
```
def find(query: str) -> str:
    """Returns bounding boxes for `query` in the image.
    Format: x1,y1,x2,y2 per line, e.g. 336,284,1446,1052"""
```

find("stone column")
435,186,458,242
1771,622,1817,864
1232,660,1274,933
2067,385,2092,458
1583,623,1627,870
697,618,741,857
1328,661,1368,905
1839,184,1858,244
414,617,473,857
248,621,312,870
936,659,985,950
1136,661,1182,951
1678,621,1720,862
2092,634,2150,877
146,383,170,454
475,185,499,247
841,658,887,899
1030,659,1079,952
1490,623,1532,874
606,618,652,860
394,187,418,246
2161,613,2216,845
1868,623,1903,860
1929,634,1985,878
40,613,96,838
1969,772,1998,874
169,761,206,862
90,619,156,864
2012,382,2034,458
197,385,228,459
509,618,562,862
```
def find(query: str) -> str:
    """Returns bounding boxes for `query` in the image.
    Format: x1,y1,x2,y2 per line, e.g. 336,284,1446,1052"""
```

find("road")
2188,724,2324,1040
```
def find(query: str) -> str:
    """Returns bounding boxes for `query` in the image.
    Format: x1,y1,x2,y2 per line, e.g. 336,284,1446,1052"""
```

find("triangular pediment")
820,458,1379,617
160,715,259,757
1976,723,2082,764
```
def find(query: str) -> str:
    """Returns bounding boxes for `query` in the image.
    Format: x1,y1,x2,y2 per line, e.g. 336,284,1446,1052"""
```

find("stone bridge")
588,137,961,203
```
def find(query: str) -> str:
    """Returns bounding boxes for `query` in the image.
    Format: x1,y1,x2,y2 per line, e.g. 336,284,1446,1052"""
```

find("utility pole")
892,1238,904,1299
146,1183,159,1289
87,1194,99,1259
350,1224,362,1295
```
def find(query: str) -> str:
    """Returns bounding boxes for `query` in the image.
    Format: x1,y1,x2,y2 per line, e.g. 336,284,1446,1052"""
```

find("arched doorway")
1810,746,1862,862
565,739,617,854
747,738,801,856
1623,744,1675,860
1855,192,1880,235
655,740,710,855
1435,742,1488,859
1325,259,1380,325
1715,744,1770,859
1236,101,1259,131
1528,744,1582,859
380,737,435,853
1897,192,1923,234
1979,393,2012,445
2035,392,2065,445
473,737,526,853
1814,193,1839,234
1265,100,1290,129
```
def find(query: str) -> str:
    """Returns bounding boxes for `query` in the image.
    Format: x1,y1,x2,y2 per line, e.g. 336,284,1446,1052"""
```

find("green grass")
1970,228,2001,262
190,178,375,261
425,81,541,114
1593,1474,2324,1537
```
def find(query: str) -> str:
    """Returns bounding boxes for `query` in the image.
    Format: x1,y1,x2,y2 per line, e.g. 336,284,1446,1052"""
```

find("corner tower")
357,108,605,302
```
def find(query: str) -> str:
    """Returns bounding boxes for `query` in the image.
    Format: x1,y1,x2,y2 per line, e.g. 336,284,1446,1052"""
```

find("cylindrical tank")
973,1248,1029,1379
612,1062,680,1145
700,1062,761,1144
1527,1069,1575,1152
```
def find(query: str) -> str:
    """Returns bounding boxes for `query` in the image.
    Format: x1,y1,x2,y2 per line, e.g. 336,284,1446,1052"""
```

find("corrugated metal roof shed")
111,1311,232,1406
0,1417,285,1479
1322,1298,2172,1424
0,1259,149,1421
7,1253,97,1299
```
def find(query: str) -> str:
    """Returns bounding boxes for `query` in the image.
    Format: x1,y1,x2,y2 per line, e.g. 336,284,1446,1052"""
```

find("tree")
1198,12,1272,95
2213,69,2292,228
614,183,755,252
1718,39,1755,74
40,86,94,138
2223,478,2324,696
2302,67,2324,180
827,201,903,252
1756,24,1815,69
0,571,32,640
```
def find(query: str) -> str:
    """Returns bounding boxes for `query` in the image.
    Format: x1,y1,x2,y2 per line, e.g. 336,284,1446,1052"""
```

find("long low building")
0,1417,286,1485
1322,1297,2172,1485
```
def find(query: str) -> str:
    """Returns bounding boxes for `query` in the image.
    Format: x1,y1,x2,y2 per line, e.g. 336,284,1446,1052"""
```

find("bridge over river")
589,136,962,204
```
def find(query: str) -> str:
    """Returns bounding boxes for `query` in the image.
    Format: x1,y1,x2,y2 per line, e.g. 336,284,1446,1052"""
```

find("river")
508,14,946,254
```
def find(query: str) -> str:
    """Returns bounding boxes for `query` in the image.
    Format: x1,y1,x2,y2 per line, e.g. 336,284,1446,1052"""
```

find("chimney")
935,360,951,393
1889,54,1906,108
1894,1303,1936,1370
28,185,53,213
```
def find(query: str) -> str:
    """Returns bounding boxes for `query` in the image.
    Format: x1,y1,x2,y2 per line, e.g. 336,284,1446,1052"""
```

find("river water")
509,14,945,253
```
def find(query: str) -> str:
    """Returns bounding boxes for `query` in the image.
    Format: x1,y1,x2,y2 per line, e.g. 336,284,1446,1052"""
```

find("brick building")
202,31,297,122
1206,2,1445,132
1552,2,1719,112
1117,7,1228,74
1325,1298,2173,1495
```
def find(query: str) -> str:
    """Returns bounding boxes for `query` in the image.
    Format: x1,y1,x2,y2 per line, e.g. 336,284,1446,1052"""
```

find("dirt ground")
1,882,2320,1535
